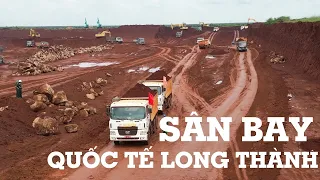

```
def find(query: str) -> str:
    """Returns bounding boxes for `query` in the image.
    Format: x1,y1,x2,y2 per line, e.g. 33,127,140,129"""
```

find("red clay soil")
146,69,171,80
155,26,205,42
248,22,320,79
212,29,235,46
222,50,290,180
122,83,157,98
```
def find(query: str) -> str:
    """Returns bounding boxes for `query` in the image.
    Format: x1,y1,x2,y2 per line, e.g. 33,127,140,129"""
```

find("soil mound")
122,83,156,98
146,70,171,80
248,22,320,79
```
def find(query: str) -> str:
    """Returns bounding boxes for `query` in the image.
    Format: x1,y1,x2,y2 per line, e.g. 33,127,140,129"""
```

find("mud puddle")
127,66,160,73
65,62,119,68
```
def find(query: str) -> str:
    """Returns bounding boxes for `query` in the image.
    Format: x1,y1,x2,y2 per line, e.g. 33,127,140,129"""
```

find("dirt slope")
248,22,320,79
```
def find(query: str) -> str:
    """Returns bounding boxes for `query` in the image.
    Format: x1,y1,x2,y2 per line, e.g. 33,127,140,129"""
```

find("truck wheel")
114,141,120,145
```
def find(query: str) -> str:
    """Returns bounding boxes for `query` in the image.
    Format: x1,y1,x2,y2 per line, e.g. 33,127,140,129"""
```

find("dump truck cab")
142,70,173,113
213,27,219,32
136,38,145,45
115,37,123,43
26,40,35,47
107,84,158,145
236,40,247,52
196,37,205,44
176,31,183,38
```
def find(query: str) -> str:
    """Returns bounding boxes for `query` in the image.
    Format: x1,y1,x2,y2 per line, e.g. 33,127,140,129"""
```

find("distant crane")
97,18,102,28
84,18,89,28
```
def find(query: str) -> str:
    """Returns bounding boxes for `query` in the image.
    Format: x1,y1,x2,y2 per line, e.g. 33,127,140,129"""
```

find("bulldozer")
29,29,40,38
95,30,111,38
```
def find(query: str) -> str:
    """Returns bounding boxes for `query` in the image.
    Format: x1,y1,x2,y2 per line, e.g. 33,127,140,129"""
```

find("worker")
16,80,22,98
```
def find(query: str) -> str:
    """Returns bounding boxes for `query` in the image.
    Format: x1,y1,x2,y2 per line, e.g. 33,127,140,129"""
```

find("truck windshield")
148,86,161,94
110,107,146,120
238,41,247,47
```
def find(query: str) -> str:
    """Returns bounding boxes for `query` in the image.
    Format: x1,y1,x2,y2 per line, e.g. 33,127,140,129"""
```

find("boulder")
32,116,59,135
85,107,97,115
86,93,95,100
77,102,88,110
65,101,74,107
96,78,107,85
34,84,55,101
65,124,78,133
30,101,47,112
52,91,68,105
98,91,104,96
79,109,89,117
33,94,50,105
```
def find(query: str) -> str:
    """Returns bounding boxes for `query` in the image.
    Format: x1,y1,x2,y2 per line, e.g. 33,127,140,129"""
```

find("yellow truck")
142,70,172,113
107,83,159,145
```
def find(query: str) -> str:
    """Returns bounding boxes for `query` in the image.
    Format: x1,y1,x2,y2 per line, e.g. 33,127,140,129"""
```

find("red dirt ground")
0,23,319,180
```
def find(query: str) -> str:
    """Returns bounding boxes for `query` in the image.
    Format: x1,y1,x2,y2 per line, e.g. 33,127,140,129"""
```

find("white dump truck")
107,83,158,145
142,70,172,113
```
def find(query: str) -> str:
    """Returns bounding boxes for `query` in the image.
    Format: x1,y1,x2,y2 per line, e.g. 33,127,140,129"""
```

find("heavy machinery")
95,30,111,38
248,18,257,24
29,29,40,38
134,38,145,45
171,23,188,30
141,70,172,113
26,40,35,47
236,37,247,52
196,37,205,44
240,26,249,30
106,37,123,44
0,56,4,65
200,22,210,27
84,18,89,28
97,18,102,28
213,27,220,32
35,41,49,48
107,83,159,145
198,39,211,49
176,31,183,38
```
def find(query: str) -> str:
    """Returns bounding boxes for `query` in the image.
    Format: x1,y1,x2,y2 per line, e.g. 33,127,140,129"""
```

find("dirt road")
67,30,259,179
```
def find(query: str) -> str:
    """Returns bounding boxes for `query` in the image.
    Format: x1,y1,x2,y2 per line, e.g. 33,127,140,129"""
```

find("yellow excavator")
95,30,111,38
248,18,257,23
199,22,210,27
171,23,188,30
29,29,40,38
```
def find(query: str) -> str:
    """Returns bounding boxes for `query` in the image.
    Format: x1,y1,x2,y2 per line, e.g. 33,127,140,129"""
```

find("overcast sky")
1,0,319,26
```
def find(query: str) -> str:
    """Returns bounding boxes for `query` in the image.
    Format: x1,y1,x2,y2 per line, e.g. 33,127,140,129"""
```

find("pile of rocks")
14,45,113,76
76,45,112,54
269,51,285,64
81,77,107,100
30,83,97,135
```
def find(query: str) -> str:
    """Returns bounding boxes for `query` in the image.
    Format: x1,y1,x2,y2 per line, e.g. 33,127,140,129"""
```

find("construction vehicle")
248,18,257,24
97,18,102,28
200,22,210,27
196,37,205,44
141,70,172,113
107,83,159,145
0,56,4,65
171,23,188,30
26,40,35,47
134,38,145,45
84,18,89,28
198,39,211,49
176,31,183,38
35,41,49,48
95,30,111,38
213,27,219,32
106,37,123,44
235,37,247,52
29,29,40,38
240,26,249,30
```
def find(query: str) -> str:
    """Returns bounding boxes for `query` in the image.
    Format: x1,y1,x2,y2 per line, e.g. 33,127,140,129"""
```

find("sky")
1,0,319,26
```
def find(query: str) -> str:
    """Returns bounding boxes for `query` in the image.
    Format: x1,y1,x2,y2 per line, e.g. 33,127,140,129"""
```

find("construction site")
0,18,320,180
